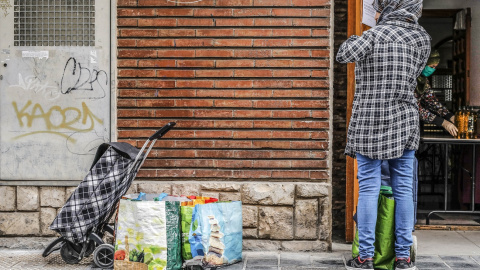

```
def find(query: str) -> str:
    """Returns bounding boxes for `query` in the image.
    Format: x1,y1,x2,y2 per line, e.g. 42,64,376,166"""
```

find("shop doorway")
345,1,475,241
415,9,478,227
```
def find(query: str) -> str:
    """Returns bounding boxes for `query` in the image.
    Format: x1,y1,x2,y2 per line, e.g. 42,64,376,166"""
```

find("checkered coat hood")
50,142,142,243
336,6,431,159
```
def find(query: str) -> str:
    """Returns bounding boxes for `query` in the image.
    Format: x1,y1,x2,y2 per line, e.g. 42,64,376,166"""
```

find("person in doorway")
336,0,431,269
416,50,458,136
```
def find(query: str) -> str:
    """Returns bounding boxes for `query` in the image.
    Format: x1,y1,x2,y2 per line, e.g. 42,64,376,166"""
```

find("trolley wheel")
84,240,96,257
60,242,81,264
410,235,417,262
93,244,115,269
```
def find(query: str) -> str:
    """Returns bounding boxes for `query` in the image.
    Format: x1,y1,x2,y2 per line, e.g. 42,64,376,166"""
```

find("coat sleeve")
336,31,374,63
416,86,449,127
423,82,452,118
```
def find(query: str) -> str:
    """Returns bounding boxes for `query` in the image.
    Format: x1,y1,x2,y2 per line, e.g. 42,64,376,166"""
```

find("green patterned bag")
114,195,182,270
180,205,194,260
352,186,396,270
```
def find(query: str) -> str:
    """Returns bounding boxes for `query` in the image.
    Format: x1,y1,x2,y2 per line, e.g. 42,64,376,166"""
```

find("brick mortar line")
117,38,331,40
117,117,330,120
117,15,332,18
117,6,333,8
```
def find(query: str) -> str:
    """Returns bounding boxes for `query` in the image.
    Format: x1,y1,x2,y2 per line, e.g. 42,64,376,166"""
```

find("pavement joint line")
443,260,454,270
458,231,480,250
471,255,480,266
242,254,248,270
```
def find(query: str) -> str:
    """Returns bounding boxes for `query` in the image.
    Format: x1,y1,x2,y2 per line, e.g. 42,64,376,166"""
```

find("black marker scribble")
60,57,108,99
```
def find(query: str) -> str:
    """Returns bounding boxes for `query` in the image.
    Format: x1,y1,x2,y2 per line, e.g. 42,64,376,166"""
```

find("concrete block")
242,205,258,228
243,228,258,239
219,192,241,201
17,187,39,211
136,182,170,194
0,212,40,235
0,186,16,211
40,187,66,208
258,207,293,240
40,208,57,236
296,183,330,198
172,183,201,196
243,183,294,205
295,199,318,239
200,183,241,192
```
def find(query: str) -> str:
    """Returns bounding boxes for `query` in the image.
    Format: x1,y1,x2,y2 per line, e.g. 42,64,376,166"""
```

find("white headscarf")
373,0,423,24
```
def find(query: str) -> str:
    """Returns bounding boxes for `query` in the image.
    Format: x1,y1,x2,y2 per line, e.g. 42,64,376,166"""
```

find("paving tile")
415,231,480,256
246,266,278,270
444,261,480,269
415,261,449,269
280,253,312,266
440,255,473,261
280,266,332,270
311,258,345,268
416,255,443,261
470,256,480,264
247,254,279,266
220,262,244,270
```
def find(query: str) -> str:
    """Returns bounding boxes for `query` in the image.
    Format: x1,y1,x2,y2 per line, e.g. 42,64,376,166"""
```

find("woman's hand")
442,120,458,137
450,115,455,124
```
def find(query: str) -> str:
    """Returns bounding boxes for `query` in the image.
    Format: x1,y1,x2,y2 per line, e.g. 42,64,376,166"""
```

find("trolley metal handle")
149,122,176,140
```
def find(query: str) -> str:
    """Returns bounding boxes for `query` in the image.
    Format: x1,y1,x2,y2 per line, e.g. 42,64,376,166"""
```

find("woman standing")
416,50,458,137
336,0,431,269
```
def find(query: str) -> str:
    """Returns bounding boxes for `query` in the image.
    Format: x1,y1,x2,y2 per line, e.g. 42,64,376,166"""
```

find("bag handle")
149,122,176,140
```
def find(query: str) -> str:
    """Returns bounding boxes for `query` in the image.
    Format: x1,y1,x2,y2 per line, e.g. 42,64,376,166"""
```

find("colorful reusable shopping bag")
180,196,218,261
181,205,194,261
114,195,182,270
352,186,396,270
184,201,242,268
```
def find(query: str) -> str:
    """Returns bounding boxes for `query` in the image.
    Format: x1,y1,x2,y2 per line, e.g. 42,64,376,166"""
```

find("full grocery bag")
184,201,242,268
352,186,395,270
114,194,183,270
181,196,219,261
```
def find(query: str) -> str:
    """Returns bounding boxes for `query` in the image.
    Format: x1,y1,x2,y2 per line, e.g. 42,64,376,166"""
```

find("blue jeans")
381,159,419,227
356,150,415,259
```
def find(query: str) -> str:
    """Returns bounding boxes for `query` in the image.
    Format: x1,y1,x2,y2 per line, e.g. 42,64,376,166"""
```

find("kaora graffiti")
60,57,108,99
11,73,61,100
12,100,104,142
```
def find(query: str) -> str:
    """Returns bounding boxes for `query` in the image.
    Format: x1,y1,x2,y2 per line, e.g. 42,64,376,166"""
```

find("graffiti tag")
60,57,107,99
11,73,61,100
12,100,104,142
0,0,11,17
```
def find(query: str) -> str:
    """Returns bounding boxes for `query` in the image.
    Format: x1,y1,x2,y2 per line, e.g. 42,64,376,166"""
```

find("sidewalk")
1,230,480,269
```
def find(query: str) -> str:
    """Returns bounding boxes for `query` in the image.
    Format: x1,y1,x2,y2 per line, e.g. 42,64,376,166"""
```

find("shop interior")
415,3,480,226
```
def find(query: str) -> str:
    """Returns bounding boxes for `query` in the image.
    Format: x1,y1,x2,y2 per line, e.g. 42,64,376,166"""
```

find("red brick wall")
116,0,332,182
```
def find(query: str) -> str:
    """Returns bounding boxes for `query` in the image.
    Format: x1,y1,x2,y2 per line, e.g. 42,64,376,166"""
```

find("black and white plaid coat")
336,3,431,160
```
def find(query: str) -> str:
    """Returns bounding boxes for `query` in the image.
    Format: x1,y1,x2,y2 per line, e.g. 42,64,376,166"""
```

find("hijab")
373,0,423,25
416,50,440,95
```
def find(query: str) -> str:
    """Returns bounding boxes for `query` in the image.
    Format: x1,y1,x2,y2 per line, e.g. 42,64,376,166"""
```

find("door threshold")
415,225,480,231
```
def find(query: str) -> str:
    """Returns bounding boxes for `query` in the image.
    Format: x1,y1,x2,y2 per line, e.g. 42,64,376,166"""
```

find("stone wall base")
0,181,332,251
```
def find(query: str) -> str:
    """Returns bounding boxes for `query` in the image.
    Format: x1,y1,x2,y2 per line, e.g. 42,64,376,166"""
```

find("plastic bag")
352,186,395,270
114,195,182,270
180,196,218,261
184,201,242,268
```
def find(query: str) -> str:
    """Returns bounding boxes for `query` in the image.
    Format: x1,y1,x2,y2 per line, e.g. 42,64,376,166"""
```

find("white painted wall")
423,0,480,105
